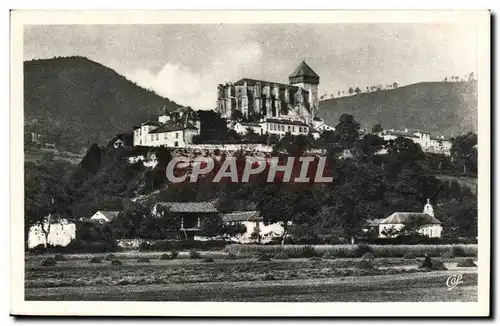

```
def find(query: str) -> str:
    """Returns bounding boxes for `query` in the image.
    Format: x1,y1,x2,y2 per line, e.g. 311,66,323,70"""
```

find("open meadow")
25,245,478,302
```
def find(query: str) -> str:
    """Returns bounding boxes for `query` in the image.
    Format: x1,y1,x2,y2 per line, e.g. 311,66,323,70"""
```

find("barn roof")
97,210,120,221
156,200,218,213
221,211,263,223
379,212,442,225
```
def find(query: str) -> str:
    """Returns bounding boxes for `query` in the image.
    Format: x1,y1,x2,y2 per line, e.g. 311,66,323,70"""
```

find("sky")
24,24,478,109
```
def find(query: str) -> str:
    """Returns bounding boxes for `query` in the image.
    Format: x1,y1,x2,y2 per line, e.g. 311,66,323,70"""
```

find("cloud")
125,42,263,110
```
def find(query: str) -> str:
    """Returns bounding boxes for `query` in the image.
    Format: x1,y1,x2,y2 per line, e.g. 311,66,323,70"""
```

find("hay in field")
457,258,477,267
257,253,272,261
89,257,102,264
41,257,57,266
361,252,375,261
201,257,214,263
356,260,374,270
273,252,290,260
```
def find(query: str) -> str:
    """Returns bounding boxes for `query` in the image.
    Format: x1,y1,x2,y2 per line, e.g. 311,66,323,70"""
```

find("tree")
393,82,398,88
372,123,383,134
354,87,361,95
354,134,385,159
451,132,477,174
348,87,354,95
334,114,361,149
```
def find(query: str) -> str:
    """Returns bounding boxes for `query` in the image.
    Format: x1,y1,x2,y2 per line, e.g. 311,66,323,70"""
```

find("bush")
89,257,102,264
189,249,202,259
201,257,214,263
104,253,116,261
170,249,179,260
137,257,150,263
223,244,478,259
403,252,417,259
54,254,66,261
40,257,56,266
138,239,227,251
300,245,316,258
356,260,374,270
355,244,373,257
457,258,477,267
111,259,123,266
361,252,375,261
159,253,171,260
452,246,467,257
273,252,290,260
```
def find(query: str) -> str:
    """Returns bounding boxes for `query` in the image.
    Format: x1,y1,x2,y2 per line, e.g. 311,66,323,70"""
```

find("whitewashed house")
89,210,120,223
233,122,263,135
220,211,286,244
375,200,443,238
28,218,76,248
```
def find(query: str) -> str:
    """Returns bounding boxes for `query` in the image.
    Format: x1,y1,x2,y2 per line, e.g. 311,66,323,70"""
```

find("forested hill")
24,56,183,153
318,81,477,138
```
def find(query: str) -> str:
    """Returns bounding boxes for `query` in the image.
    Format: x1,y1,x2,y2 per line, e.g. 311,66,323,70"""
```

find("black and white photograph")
9,10,490,316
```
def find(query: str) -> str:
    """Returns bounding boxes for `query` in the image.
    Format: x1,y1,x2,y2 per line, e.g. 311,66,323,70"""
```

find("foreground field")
25,253,478,302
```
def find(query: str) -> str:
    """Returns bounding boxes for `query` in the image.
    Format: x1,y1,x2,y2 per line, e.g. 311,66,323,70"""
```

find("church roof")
233,78,300,92
289,61,320,79
380,212,442,225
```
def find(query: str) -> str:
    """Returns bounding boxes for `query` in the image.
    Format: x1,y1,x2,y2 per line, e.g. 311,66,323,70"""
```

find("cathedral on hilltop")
216,61,320,131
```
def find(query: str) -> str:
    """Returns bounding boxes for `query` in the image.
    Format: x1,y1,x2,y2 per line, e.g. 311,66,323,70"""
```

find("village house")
89,210,120,224
378,129,452,156
133,107,201,148
366,200,443,238
220,210,286,244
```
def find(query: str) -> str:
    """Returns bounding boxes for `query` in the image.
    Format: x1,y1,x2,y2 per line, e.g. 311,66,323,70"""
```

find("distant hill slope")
24,56,182,152
318,81,477,137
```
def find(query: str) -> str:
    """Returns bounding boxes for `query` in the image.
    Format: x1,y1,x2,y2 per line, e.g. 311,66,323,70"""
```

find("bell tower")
288,60,320,121
423,198,434,217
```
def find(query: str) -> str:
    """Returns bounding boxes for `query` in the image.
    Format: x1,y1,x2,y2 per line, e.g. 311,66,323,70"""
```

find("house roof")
365,218,384,227
156,200,219,213
237,122,262,127
142,120,162,127
149,121,198,134
265,118,308,127
221,211,263,223
96,210,120,221
289,61,320,79
379,212,442,225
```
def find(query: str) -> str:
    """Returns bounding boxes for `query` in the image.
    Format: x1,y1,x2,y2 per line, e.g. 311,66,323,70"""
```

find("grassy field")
25,252,478,302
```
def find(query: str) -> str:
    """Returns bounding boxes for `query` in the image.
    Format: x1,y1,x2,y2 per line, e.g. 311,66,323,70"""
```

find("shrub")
300,245,316,258
224,253,238,260
111,259,123,266
355,244,373,257
322,251,336,260
403,252,416,259
40,257,56,266
89,257,102,264
361,252,375,261
356,260,374,270
159,253,171,260
274,252,290,260
257,253,272,261
137,257,151,263
54,254,66,261
189,249,202,259
452,246,467,257
104,253,116,261
457,258,477,267
170,249,179,260
201,257,214,263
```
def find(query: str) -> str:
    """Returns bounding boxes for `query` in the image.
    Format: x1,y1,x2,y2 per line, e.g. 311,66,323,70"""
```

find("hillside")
318,81,477,137
24,56,182,153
